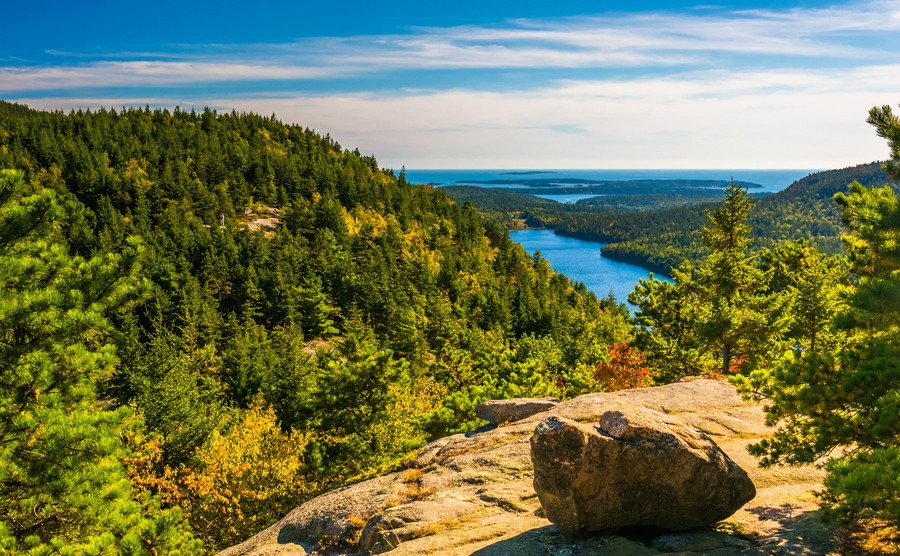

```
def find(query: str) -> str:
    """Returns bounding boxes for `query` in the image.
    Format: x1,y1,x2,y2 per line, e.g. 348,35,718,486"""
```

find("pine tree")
740,181,899,532
696,182,769,374
631,183,785,379
736,105,900,537
868,104,900,179
629,263,713,381
0,170,199,553
758,240,846,353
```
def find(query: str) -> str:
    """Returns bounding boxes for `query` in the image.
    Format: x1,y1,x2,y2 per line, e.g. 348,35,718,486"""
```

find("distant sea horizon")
404,169,818,195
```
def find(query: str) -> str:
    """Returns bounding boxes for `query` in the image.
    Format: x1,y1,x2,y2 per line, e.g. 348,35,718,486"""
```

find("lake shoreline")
511,226,672,279
508,229,670,306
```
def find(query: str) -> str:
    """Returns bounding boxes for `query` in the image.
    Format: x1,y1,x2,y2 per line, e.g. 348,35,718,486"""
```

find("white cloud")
22,64,893,169
0,61,336,92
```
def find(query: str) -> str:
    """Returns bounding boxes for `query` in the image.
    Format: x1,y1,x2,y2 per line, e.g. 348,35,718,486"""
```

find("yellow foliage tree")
136,398,313,550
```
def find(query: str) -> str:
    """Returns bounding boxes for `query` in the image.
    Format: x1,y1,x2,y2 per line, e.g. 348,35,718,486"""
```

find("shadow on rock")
470,525,771,556
745,505,837,555
468,525,645,556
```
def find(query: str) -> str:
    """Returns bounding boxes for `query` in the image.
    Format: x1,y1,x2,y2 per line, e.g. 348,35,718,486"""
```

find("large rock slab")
475,397,560,425
531,409,756,534
220,380,833,556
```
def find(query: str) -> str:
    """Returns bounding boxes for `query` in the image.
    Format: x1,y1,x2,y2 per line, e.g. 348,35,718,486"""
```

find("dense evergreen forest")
0,101,631,552
445,163,897,274
1,98,897,554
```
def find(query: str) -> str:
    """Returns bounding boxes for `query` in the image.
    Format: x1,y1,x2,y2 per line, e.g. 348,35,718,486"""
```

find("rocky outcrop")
531,410,756,534
475,397,560,425
220,380,835,556
239,206,281,234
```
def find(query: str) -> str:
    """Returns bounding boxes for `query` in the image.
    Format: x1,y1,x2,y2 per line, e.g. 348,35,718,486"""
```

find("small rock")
245,217,280,232
476,397,560,426
530,408,756,535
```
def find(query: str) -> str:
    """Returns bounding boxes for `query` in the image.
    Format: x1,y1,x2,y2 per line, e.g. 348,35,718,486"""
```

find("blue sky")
2,0,899,169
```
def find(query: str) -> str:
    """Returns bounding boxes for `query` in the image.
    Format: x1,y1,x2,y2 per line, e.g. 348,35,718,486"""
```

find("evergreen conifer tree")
696,182,775,374
631,182,785,379
737,104,900,537
0,170,199,553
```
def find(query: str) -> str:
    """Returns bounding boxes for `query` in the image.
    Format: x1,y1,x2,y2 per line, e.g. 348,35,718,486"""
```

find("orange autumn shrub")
594,343,651,391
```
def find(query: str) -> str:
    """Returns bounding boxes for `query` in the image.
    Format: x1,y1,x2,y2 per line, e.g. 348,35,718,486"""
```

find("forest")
0,98,898,554
0,101,632,552
447,162,896,275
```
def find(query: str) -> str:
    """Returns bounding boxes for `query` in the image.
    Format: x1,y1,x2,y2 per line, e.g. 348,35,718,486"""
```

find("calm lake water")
407,169,814,305
510,229,665,306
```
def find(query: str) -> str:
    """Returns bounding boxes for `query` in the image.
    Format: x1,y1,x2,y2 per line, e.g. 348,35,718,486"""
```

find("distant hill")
446,162,897,274
601,162,896,272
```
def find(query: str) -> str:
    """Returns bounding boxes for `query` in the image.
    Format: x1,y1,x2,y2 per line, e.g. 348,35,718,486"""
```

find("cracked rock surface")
220,379,835,556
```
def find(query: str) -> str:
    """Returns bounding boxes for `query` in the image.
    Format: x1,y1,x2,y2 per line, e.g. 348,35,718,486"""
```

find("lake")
510,229,665,306
408,168,812,303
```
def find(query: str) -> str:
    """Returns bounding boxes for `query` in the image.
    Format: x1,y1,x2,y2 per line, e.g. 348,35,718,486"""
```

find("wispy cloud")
0,61,336,92
735,0,900,32
2,0,899,93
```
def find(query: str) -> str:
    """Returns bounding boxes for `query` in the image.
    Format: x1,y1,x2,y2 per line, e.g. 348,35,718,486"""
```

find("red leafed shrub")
594,343,651,391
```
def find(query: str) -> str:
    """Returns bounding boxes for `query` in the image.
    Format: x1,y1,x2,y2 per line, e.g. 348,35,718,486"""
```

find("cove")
510,228,664,306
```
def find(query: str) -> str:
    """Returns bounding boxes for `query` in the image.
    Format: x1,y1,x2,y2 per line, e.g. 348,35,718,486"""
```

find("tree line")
0,101,632,552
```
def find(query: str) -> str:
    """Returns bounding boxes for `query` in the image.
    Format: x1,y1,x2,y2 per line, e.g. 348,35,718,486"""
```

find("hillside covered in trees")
446,163,897,274
1,98,898,555
0,101,632,552
598,162,897,272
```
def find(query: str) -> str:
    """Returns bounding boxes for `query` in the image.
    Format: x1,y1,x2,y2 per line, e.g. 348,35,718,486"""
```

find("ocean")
404,168,816,197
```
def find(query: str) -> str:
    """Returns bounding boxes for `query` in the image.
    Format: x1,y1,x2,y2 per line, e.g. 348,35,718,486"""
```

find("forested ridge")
0,101,631,552
446,163,897,274
598,162,897,273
